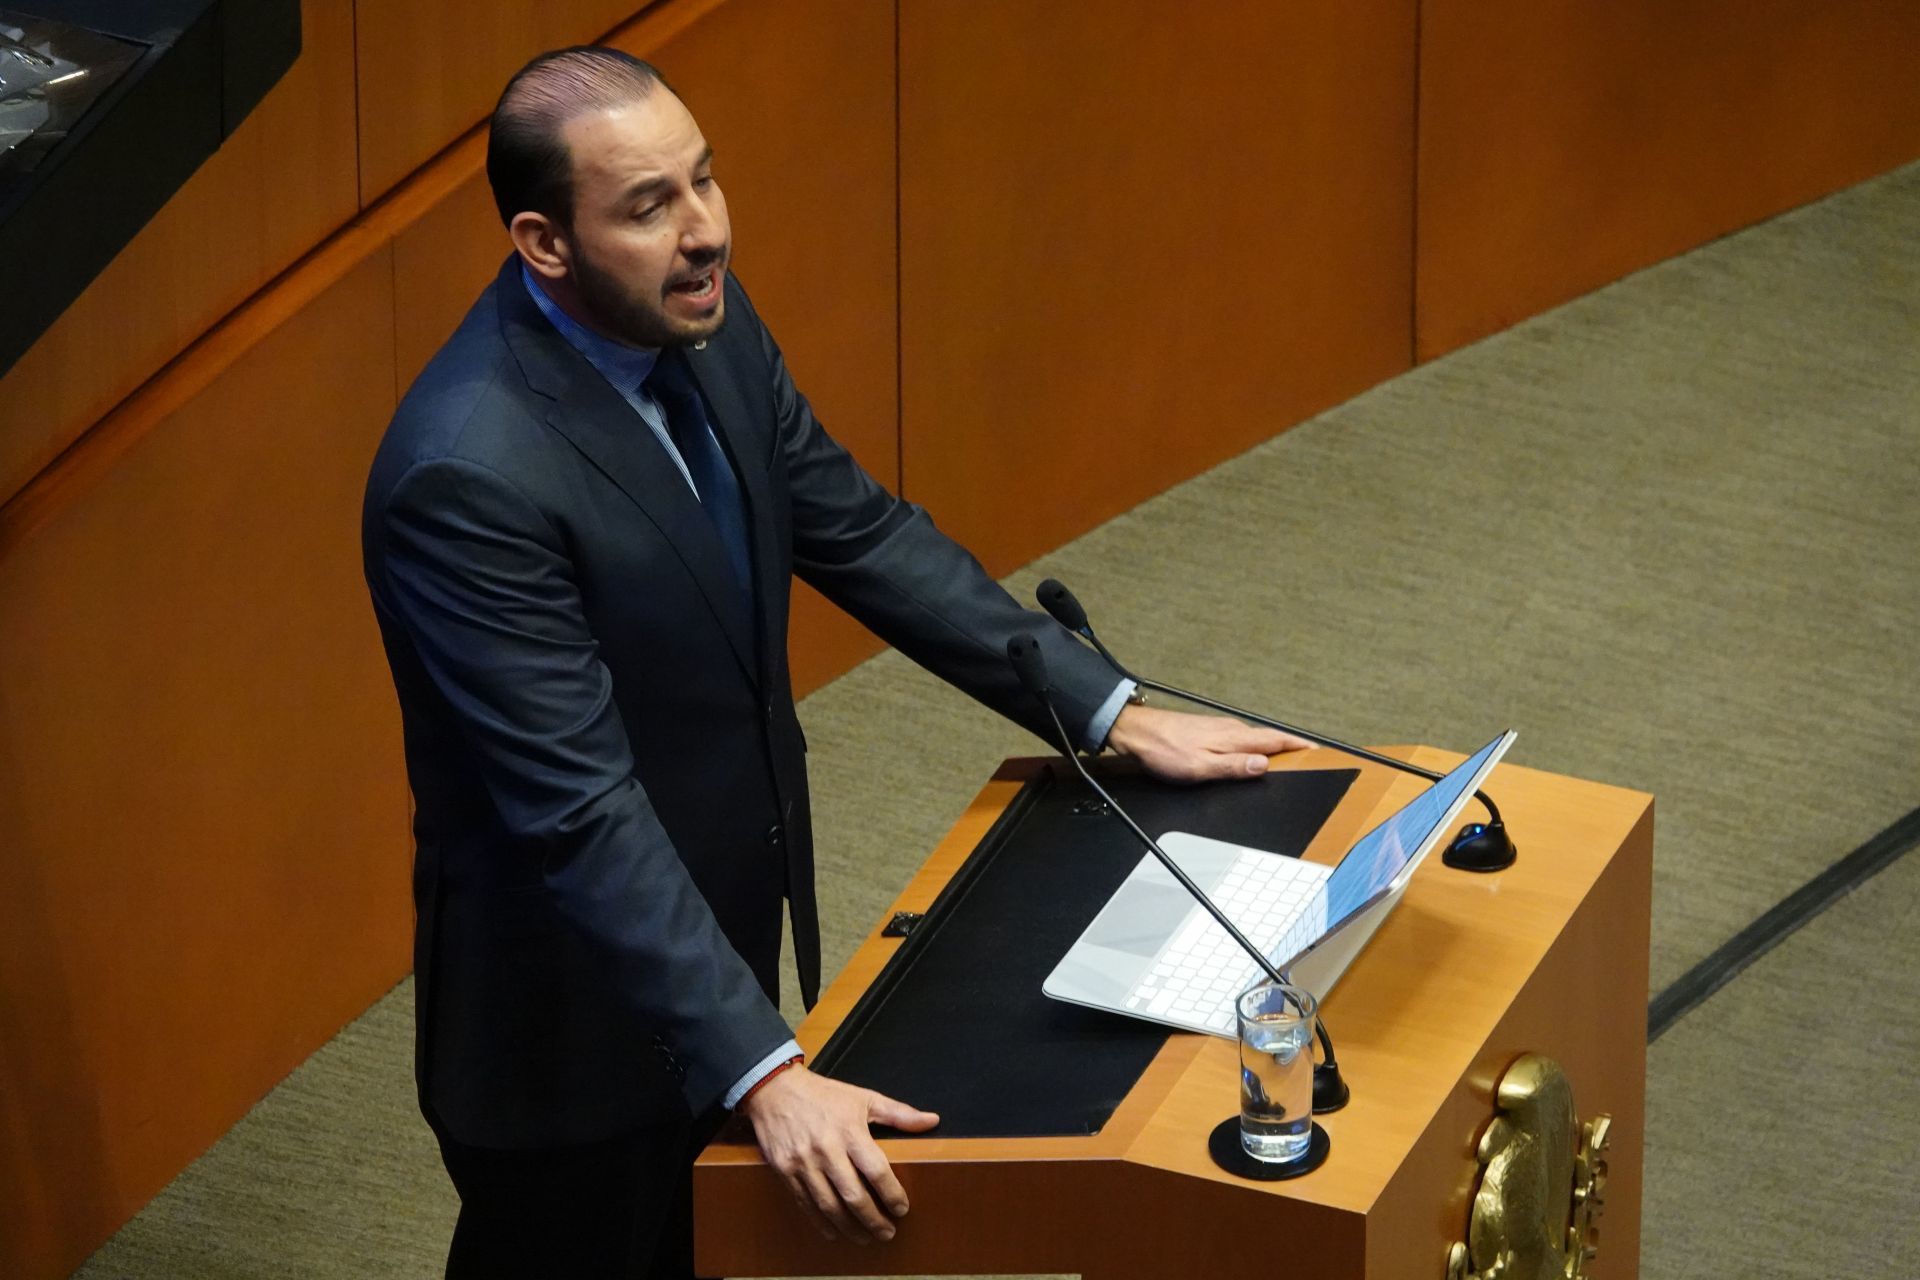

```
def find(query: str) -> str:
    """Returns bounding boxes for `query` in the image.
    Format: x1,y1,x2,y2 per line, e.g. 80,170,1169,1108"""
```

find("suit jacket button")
765,825,784,848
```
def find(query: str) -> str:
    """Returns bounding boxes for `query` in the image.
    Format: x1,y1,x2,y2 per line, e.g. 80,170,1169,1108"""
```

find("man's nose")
680,190,725,253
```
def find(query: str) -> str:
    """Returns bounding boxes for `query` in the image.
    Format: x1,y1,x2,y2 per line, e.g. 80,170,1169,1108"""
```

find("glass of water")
1237,981,1317,1163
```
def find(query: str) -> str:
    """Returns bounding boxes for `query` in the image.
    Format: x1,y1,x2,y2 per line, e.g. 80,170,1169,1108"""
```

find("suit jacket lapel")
496,260,759,687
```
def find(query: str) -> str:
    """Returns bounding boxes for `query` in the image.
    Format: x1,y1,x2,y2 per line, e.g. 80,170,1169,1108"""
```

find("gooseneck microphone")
1007,634,1350,1113
1036,579,1518,873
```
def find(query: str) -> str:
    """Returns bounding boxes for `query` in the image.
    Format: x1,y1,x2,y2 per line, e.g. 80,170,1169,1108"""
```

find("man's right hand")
736,1064,939,1244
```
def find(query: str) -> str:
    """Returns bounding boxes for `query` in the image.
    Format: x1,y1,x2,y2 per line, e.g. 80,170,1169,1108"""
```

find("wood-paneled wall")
0,0,360,504
2,1,1915,1274
1415,0,1920,359
0,245,408,1277
898,0,1418,577
354,0,669,202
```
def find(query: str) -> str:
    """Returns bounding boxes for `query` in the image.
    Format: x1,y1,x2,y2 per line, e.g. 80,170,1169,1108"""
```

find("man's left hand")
1105,703,1313,783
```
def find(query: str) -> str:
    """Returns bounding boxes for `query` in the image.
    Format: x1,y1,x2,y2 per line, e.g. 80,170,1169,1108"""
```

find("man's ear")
509,212,571,281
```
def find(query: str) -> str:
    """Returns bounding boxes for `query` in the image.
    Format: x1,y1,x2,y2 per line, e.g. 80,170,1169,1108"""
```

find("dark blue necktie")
646,357,754,606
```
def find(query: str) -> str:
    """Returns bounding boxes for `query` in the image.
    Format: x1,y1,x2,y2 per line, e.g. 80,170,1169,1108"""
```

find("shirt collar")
519,261,659,393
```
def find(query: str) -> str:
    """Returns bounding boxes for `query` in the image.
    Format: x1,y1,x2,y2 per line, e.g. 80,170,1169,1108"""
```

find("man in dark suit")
363,45,1301,1278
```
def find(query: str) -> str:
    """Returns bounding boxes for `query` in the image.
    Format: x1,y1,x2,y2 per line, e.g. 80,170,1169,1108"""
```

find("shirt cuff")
724,1037,804,1110
1084,678,1137,752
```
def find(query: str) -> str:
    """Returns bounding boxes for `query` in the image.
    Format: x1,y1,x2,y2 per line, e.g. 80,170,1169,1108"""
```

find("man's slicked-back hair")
487,46,674,229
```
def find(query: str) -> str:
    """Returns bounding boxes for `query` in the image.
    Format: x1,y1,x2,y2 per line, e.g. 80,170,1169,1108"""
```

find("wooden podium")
694,746,1653,1278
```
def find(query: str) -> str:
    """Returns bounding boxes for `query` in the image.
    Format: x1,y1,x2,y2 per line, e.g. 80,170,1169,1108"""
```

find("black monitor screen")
1,12,143,196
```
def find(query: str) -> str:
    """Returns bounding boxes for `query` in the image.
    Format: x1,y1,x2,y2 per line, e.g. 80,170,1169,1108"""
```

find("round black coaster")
1207,1117,1331,1180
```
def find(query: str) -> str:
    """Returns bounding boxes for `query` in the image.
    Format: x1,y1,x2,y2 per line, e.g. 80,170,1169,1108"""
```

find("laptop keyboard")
1123,850,1328,1034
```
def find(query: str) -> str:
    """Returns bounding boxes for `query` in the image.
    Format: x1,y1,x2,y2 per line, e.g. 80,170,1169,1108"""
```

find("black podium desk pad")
813,765,1359,1139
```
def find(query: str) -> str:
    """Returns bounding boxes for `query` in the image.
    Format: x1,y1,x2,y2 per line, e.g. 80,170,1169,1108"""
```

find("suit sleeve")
732,288,1124,739
370,455,792,1113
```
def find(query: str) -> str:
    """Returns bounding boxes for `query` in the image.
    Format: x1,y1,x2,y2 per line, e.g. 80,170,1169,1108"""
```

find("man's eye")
694,174,714,190
633,202,664,221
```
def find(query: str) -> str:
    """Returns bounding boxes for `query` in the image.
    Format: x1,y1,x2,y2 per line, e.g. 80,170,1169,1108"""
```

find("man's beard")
571,240,728,350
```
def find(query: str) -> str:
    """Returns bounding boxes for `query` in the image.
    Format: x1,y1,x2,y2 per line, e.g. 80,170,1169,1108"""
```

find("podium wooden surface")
694,746,1653,1278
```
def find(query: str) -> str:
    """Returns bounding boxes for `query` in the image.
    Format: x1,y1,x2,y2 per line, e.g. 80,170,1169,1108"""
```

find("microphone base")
1313,1063,1352,1114
1443,821,1518,873
1207,1117,1332,1181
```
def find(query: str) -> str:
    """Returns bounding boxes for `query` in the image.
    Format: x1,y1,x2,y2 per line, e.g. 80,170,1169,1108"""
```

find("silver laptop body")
1042,731,1516,1037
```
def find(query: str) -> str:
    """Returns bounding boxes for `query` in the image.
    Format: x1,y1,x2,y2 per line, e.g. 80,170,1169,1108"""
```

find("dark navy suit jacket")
362,257,1118,1147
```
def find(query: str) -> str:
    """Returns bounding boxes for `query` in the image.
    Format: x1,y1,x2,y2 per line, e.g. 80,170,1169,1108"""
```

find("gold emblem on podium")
1445,1053,1611,1280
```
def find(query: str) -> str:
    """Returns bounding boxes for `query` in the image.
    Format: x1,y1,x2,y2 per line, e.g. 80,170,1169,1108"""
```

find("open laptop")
1043,730,1516,1037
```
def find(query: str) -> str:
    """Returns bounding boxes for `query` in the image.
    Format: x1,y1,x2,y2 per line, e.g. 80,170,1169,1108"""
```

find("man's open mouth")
668,269,718,302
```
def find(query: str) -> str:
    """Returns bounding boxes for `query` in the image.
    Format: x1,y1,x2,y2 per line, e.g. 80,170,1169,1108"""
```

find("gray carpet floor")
75,159,1920,1277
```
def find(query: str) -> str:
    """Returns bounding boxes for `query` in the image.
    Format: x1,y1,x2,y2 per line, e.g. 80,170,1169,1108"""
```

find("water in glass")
1239,1005,1314,1162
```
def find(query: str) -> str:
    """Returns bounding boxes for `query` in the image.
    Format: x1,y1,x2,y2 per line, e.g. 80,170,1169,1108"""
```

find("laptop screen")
1315,732,1509,935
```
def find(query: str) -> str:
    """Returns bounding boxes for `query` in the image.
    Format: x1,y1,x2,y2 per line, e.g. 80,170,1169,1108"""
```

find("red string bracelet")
736,1054,806,1108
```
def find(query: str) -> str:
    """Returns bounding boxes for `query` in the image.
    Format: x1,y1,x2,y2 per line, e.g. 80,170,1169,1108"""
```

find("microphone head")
1035,579,1090,632
1006,633,1051,698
